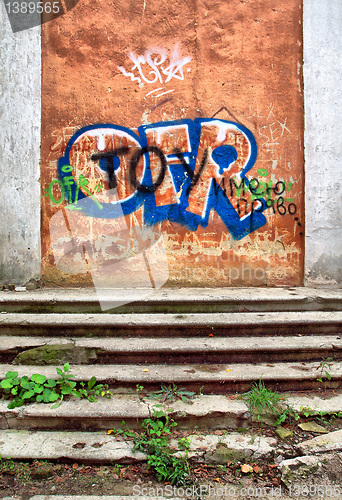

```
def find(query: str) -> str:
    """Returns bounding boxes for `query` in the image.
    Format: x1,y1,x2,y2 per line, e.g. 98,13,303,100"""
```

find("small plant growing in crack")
0,363,113,409
73,376,112,403
136,384,144,394
132,407,190,485
148,383,195,404
0,456,15,472
107,421,136,439
300,405,342,425
274,406,300,426
316,357,333,383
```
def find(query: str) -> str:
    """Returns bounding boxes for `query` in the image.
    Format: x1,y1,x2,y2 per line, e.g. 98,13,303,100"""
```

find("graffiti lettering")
56,118,270,240
118,45,191,89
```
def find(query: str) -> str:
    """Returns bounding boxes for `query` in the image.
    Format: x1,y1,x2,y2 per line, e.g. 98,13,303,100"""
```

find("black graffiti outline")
89,144,296,217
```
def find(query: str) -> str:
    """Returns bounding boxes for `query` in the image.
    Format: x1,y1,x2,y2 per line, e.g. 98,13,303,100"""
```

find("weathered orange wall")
41,0,304,287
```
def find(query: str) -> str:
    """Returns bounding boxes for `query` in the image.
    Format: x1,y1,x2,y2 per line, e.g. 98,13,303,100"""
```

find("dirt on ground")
0,459,283,497
1,420,342,499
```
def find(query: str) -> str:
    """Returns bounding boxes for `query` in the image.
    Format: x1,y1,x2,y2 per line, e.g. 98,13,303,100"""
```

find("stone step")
0,428,279,464
1,392,341,432
1,287,342,314
2,335,342,365
0,394,248,431
0,429,146,463
1,392,342,462
0,360,341,393
0,311,341,337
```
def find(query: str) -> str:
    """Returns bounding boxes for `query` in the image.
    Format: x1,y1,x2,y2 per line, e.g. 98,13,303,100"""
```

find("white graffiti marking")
118,45,191,87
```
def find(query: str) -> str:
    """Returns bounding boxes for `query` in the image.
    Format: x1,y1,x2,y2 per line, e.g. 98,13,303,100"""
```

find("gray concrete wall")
0,3,41,285
303,0,342,286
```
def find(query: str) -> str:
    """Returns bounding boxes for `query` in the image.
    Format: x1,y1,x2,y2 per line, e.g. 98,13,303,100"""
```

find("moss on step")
205,443,251,464
31,463,54,480
275,426,293,440
13,343,99,365
281,456,323,487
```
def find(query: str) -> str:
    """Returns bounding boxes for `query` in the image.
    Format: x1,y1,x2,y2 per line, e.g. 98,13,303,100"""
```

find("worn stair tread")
0,394,251,431
1,392,342,432
0,394,247,421
2,287,341,302
0,360,341,382
0,429,146,462
1,286,342,303
1,334,342,353
0,428,278,463
1,392,341,420
0,311,341,327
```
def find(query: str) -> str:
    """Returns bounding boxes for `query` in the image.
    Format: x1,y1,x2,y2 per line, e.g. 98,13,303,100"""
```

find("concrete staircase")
0,287,341,460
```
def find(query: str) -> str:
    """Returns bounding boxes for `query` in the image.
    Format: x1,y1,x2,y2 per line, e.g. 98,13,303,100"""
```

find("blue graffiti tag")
57,118,267,240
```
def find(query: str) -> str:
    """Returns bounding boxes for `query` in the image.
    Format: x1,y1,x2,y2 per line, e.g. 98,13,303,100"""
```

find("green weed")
132,407,190,485
111,462,123,475
0,456,15,471
0,363,113,409
133,408,177,453
147,450,190,485
275,407,300,426
73,376,112,403
300,405,342,425
149,383,195,404
178,436,191,451
316,358,333,383
107,421,136,439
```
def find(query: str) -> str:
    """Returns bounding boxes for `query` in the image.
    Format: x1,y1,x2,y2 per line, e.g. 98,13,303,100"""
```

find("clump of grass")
241,378,284,421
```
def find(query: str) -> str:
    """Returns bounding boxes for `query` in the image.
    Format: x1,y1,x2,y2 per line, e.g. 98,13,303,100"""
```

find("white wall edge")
0,3,41,286
303,0,342,286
